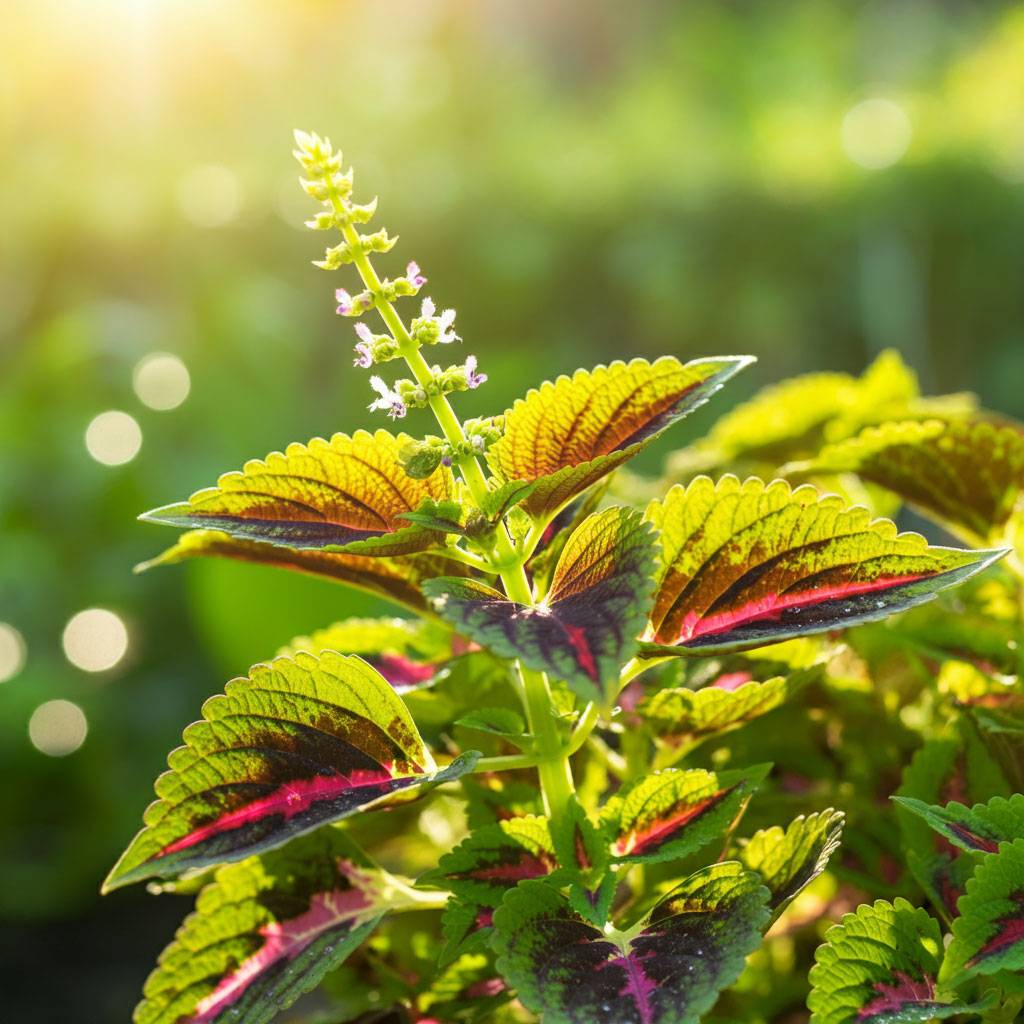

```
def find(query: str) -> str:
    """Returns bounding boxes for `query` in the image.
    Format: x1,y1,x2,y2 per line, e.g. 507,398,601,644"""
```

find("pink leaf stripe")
644,476,1007,655
104,652,477,891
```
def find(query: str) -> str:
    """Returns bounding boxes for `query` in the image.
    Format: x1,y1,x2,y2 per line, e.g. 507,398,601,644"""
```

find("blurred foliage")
2,0,1024,1020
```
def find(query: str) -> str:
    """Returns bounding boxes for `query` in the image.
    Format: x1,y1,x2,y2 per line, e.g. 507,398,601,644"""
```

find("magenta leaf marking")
613,788,732,858
972,896,1024,964
857,971,937,1021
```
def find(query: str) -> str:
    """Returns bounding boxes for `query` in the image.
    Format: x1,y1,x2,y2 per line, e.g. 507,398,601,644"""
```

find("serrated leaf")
488,356,753,522
892,794,1024,856
279,617,459,693
600,763,770,865
424,506,658,703
426,815,557,907
941,838,1024,984
739,809,844,913
103,652,479,891
136,529,465,616
643,476,1006,655
793,417,1024,546
439,899,495,967
493,863,770,1024
808,898,982,1024
140,430,454,555
478,479,538,520
639,668,816,743
134,830,385,1024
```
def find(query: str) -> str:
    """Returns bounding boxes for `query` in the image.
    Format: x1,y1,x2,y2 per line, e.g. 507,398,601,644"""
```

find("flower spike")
368,377,407,419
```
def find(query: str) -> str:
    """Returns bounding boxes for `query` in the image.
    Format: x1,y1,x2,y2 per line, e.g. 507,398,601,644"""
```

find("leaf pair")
103,651,478,892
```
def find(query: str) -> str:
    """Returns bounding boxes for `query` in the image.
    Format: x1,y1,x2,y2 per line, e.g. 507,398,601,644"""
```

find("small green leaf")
493,863,770,1024
809,897,984,1024
644,475,1006,655
941,838,1024,986
455,708,528,741
425,506,658,703
892,794,1024,856
134,829,386,1024
438,899,495,967
739,808,844,913
600,763,770,864
104,651,478,891
140,430,454,555
489,356,754,522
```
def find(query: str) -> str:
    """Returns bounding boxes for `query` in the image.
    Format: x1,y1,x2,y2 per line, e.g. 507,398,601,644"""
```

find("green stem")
336,215,575,820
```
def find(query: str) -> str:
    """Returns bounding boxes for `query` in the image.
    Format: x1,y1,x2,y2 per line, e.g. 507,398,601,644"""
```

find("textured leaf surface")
135,830,385,1024
942,838,1024,985
644,476,1005,654
892,794,1024,856
137,529,465,615
794,418,1024,545
493,863,770,1024
141,430,453,555
639,668,816,743
488,356,753,521
427,815,557,907
739,809,844,912
809,898,980,1024
104,652,477,890
425,507,657,702
601,764,769,864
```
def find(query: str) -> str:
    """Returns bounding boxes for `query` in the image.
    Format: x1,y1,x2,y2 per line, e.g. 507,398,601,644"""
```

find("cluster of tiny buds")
367,355,487,420
399,418,504,477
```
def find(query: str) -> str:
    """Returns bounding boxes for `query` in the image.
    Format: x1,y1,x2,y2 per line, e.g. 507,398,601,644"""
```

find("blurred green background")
2,0,1024,1019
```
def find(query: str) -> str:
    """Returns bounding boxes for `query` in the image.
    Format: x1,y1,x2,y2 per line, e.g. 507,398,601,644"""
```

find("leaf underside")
141,430,454,555
424,506,658,702
493,863,770,1024
135,830,384,1024
644,475,1006,655
104,651,477,891
488,355,754,522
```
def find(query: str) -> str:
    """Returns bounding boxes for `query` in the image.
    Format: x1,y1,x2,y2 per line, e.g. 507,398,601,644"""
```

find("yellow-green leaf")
488,356,753,521
141,430,454,555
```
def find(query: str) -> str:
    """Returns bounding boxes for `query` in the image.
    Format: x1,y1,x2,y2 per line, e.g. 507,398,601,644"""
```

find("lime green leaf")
455,708,528,742
424,506,658,703
140,430,454,555
942,839,1024,985
739,809,844,913
644,476,1006,655
792,417,1024,546
892,794,1024,856
134,830,386,1024
639,668,817,743
488,356,753,521
600,763,770,865
809,898,984,1024
424,815,557,908
493,863,770,1024
136,529,465,616
280,616,459,693
103,652,478,891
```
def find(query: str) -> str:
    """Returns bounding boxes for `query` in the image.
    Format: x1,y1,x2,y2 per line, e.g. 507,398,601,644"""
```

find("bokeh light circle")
29,700,88,757
841,98,912,170
62,608,129,672
0,623,26,683
133,352,191,411
177,165,243,228
85,410,142,466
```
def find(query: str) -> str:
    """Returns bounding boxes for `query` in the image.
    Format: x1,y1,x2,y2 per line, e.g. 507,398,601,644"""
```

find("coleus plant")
104,131,1024,1024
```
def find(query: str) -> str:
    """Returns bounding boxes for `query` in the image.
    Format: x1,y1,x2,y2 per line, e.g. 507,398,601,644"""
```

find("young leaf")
600,763,770,864
424,815,557,907
492,863,770,1024
424,506,657,703
791,417,1024,546
140,430,454,555
639,668,817,743
134,830,386,1024
808,898,983,1024
438,899,496,967
941,838,1024,985
103,652,478,891
136,529,465,616
738,809,844,913
892,794,1024,856
488,356,753,522
643,476,1006,655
